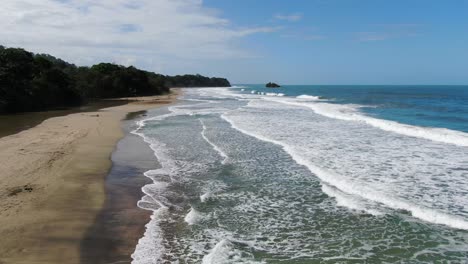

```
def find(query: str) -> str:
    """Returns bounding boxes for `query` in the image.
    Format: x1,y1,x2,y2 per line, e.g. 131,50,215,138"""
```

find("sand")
80,114,159,264
0,90,179,264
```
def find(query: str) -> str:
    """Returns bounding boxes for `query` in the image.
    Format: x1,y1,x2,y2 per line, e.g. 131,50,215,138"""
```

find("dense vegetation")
0,46,230,113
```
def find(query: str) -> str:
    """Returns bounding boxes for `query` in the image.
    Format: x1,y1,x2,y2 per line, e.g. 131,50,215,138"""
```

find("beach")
0,90,179,264
1,85,468,263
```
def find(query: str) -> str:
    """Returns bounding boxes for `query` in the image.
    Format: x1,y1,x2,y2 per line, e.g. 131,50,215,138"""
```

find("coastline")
0,90,180,263
80,111,159,263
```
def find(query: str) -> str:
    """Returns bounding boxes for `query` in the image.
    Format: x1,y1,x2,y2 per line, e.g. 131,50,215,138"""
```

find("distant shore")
0,90,180,263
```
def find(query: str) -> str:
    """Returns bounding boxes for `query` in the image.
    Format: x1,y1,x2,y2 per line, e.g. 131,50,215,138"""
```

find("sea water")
131,85,468,263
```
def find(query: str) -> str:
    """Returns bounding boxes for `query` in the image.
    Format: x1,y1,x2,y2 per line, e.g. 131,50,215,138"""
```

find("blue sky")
203,0,468,84
1,0,467,84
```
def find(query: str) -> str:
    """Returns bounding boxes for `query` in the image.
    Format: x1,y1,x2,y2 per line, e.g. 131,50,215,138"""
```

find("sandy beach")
0,90,179,264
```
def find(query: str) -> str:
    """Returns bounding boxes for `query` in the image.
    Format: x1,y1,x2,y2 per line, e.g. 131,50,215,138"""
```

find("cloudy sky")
1,0,468,84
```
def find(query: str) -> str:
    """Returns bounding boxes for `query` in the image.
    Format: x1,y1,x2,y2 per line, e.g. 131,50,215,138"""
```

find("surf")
221,110,468,230
262,96,468,147
199,118,229,164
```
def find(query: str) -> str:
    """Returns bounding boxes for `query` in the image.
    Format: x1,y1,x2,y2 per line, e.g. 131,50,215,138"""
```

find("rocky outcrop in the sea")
266,82,281,88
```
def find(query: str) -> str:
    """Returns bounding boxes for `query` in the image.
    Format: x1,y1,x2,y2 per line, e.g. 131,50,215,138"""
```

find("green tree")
0,48,35,112
0,45,230,114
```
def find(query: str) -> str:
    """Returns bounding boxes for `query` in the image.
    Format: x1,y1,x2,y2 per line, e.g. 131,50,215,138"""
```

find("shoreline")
80,111,157,263
0,90,180,263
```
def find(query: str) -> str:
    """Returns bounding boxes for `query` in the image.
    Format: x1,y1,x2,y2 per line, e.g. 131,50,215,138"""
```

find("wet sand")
0,91,179,264
80,114,157,263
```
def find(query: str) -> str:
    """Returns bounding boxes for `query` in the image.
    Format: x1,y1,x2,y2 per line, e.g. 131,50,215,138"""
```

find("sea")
130,85,468,263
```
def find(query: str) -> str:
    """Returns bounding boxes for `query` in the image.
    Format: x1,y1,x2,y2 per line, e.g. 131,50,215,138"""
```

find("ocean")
130,85,468,263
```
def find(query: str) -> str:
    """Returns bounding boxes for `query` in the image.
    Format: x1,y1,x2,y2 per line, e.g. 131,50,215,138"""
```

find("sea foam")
200,191,212,202
185,207,204,225
200,119,229,164
202,239,263,264
131,207,169,264
265,92,285,97
221,111,468,230
202,239,233,264
264,97,468,147
321,184,383,216
296,94,321,100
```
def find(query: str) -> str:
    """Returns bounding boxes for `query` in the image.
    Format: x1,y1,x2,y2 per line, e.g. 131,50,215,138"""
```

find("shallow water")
131,86,468,263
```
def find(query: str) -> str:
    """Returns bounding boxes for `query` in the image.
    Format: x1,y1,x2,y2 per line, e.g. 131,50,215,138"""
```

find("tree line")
0,45,230,113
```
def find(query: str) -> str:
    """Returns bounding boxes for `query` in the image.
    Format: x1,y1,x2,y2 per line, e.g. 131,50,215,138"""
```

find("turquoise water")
241,85,468,133
131,86,468,263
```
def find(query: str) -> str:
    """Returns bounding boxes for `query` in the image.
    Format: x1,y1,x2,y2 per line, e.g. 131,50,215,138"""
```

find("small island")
266,82,281,88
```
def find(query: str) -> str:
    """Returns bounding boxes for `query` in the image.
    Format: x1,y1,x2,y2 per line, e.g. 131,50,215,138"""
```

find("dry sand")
0,90,179,264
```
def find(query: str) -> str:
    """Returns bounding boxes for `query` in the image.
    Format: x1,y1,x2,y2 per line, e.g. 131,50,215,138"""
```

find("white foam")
131,207,169,264
199,119,229,164
197,87,243,99
264,97,468,147
221,112,468,230
185,207,204,225
200,191,212,202
139,182,170,208
183,98,218,104
197,87,259,100
321,184,383,216
202,239,263,264
296,94,321,100
265,92,285,97
202,239,233,264
200,181,228,203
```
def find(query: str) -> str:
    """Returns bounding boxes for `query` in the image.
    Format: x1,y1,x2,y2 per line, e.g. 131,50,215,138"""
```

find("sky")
1,0,468,84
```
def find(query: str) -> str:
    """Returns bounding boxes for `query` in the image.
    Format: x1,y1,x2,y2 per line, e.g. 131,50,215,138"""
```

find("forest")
0,46,230,113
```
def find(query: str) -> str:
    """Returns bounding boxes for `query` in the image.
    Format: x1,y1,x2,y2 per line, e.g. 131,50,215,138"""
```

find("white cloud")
274,13,303,22
0,0,277,73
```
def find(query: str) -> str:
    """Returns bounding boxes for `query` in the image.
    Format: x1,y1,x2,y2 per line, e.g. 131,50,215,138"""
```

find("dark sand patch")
80,114,156,264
